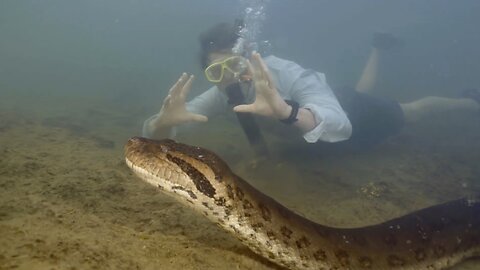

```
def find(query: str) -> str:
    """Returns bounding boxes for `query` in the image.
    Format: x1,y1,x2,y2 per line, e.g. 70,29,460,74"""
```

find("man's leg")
355,33,402,94
355,48,379,94
400,96,479,123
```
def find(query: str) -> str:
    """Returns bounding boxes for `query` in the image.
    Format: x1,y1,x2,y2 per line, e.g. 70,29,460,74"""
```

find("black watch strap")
280,100,299,124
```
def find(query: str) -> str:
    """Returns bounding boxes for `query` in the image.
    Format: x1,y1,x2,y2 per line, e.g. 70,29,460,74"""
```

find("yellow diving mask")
204,56,248,83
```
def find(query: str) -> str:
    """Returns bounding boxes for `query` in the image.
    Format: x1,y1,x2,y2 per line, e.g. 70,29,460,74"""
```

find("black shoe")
372,32,404,50
461,88,480,104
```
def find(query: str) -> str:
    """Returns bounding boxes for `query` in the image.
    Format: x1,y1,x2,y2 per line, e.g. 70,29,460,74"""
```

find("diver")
142,22,480,152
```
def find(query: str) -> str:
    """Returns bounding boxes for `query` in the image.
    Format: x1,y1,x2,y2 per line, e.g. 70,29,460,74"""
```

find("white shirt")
143,55,352,143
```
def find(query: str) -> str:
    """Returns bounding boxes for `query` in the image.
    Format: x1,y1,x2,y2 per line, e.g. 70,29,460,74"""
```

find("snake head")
125,137,232,202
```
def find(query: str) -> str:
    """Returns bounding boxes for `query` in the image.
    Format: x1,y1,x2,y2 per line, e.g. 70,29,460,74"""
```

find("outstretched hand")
156,73,208,127
233,52,291,120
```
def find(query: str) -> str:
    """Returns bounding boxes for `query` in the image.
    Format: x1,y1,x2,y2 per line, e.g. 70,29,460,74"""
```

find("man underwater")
143,22,480,152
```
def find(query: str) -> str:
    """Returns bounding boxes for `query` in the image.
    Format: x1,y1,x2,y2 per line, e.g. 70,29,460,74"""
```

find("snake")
124,137,480,270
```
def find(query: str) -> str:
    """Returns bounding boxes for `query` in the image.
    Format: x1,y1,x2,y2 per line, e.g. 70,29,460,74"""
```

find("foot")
461,88,480,104
372,32,404,50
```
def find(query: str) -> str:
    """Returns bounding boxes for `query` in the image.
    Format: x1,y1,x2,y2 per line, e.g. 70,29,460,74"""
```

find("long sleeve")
143,56,351,143
265,56,352,143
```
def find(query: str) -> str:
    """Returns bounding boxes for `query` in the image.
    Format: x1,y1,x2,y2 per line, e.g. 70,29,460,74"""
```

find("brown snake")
124,137,479,270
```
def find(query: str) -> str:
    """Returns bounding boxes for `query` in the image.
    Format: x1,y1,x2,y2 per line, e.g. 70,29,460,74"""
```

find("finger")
170,75,190,104
253,52,274,86
168,73,186,93
169,73,188,96
255,53,271,78
250,53,269,83
179,75,194,100
247,58,262,82
159,94,172,114
190,113,208,122
233,104,255,113
162,94,172,106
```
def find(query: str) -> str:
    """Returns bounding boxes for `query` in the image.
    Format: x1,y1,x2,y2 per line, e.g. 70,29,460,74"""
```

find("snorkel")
225,19,269,158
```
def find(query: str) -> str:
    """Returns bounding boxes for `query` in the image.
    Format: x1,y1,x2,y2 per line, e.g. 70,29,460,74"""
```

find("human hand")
233,52,291,120
154,73,208,128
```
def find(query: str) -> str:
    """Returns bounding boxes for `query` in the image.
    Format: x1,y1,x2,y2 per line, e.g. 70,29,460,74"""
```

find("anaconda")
124,137,480,270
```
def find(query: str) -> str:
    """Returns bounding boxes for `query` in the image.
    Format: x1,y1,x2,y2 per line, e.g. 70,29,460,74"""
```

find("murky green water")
1,1,480,269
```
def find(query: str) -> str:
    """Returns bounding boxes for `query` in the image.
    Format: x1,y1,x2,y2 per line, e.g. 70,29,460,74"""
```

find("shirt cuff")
302,103,352,143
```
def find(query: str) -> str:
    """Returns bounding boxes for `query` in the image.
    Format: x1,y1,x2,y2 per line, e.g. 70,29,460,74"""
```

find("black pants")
333,86,405,148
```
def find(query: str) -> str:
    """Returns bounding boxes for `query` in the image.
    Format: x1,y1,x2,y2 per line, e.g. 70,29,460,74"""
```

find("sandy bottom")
1,94,479,270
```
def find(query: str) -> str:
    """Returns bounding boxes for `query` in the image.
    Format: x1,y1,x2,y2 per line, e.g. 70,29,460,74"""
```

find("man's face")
206,51,248,90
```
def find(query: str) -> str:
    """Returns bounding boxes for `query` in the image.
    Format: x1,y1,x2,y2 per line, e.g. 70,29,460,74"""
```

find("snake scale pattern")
125,137,479,270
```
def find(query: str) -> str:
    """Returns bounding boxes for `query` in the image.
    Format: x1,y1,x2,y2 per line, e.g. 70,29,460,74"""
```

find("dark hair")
198,22,240,69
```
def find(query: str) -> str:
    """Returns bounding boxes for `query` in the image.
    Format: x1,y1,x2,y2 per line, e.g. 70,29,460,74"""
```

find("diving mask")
204,56,248,83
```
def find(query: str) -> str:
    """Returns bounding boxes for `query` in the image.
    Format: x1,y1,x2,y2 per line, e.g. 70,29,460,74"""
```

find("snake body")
125,137,480,270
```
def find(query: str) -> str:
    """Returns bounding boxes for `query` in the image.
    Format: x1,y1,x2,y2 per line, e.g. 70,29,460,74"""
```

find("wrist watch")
280,100,299,124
